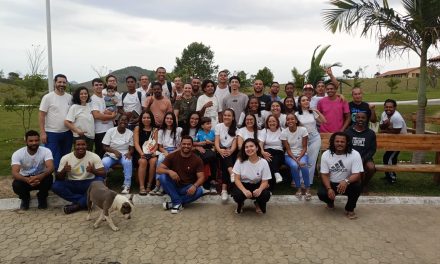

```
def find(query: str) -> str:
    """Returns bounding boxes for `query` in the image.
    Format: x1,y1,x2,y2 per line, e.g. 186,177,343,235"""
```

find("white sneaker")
275,173,283,183
209,186,217,194
202,187,210,195
163,201,172,210
221,190,229,201
230,173,235,183
121,186,130,194
171,204,183,214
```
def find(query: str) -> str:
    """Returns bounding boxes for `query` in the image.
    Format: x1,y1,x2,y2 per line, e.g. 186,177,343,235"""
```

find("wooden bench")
320,133,440,184
407,112,440,134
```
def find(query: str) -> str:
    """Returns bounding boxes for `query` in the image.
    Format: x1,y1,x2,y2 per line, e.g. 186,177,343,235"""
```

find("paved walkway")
1,202,439,264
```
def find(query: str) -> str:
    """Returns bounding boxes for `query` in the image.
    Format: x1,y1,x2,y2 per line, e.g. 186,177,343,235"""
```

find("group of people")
11,67,408,218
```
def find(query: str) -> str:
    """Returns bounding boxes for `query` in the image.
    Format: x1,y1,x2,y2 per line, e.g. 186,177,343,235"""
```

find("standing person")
215,109,238,201
151,67,174,100
39,73,73,170
91,78,117,158
232,138,272,214
136,74,150,97
379,99,407,184
311,81,326,109
317,132,363,220
222,76,249,122
262,101,287,128
65,87,95,151
296,95,327,185
282,82,296,103
317,82,350,132
238,97,264,129
214,70,230,107
283,96,297,115
281,113,310,200
269,82,282,102
196,79,222,128
11,130,54,210
53,137,106,214
118,76,145,130
345,112,377,193
173,77,184,100
191,77,203,98
101,115,134,194
302,84,315,108
103,74,119,97
133,111,158,195
143,82,173,127
259,115,284,189
237,114,260,150
174,83,197,127
250,79,271,110
157,136,206,214
349,87,377,126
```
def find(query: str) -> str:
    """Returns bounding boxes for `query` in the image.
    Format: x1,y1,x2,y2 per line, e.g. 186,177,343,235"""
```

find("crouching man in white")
317,132,363,220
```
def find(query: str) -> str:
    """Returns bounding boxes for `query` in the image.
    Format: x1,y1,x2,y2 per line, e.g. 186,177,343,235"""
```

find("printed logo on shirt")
352,137,365,147
329,160,347,173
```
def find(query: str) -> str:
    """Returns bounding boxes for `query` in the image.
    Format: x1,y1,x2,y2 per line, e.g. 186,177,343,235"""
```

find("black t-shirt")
250,94,271,111
349,101,371,125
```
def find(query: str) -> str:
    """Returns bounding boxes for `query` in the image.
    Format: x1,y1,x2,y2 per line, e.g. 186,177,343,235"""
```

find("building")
378,67,420,78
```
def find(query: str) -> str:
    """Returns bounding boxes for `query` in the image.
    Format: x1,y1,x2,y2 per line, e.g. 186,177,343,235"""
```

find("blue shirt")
196,129,215,142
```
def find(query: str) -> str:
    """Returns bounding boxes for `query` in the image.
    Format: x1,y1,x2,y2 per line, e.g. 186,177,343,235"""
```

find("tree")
342,69,352,78
306,45,342,86
173,42,219,81
322,0,440,138
236,70,251,87
291,67,306,93
386,78,401,93
254,67,274,87
8,72,20,81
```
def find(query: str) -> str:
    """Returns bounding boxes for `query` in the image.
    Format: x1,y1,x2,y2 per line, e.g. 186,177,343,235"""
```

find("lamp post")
46,0,53,92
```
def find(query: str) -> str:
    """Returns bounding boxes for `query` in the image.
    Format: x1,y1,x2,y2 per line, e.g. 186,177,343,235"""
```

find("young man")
117,76,145,130
136,74,150,97
191,77,203,98
103,74,119,97
214,70,230,107
150,67,174,100
379,99,407,184
250,79,271,110
11,130,54,210
282,82,296,103
39,74,73,170
157,136,205,214
222,76,249,121
318,132,363,219
269,82,282,102
144,82,173,127
52,137,106,214
349,87,377,126
317,82,350,132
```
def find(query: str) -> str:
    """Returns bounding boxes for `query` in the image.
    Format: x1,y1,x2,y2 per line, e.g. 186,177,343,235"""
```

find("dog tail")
87,183,93,213
129,194,134,206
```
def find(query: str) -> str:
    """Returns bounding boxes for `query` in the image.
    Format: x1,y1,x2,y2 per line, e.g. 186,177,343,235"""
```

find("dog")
86,181,134,231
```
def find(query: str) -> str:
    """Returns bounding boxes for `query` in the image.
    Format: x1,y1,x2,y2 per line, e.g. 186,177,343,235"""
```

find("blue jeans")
156,147,176,179
52,177,104,208
45,131,73,170
102,155,133,187
158,174,203,206
285,154,310,188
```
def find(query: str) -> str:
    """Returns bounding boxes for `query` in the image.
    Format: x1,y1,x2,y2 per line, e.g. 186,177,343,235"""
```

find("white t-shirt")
237,127,260,141
65,104,95,139
102,127,134,158
320,149,363,183
91,94,114,134
196,94,221,127
259,128,283,151
295,110,319,134
215,123,236,148
262,111,286,128
232,158,272,184
136,87,149,98
57,151,104,180
39,92,72,133
238,112,265,129
214,86,230,107
158,127,183,148
280,126,308,156
148,81,175,99
11,146,53,176
310,96,324,109
380,110,407,134
117,92,145,115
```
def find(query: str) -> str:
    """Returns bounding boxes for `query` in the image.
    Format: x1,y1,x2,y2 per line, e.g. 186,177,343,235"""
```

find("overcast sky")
0,0,434,83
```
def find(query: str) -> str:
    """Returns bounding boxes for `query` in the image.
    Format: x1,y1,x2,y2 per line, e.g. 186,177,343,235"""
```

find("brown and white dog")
86,181,134,231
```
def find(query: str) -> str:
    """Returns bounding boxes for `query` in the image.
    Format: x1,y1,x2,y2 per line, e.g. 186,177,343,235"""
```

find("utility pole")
46,0,54,92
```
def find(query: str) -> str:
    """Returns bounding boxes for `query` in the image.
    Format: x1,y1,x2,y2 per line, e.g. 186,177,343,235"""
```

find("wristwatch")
344,179,350,185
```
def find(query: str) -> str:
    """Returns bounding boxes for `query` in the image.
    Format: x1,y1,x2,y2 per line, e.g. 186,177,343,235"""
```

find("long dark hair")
328,132,353,155
245,97,262,117
72,86,90,105
239,138,262,162
138,110,156,131
283,96,297,114
223,108,237,137
296,95,313,115
161,112,178,145
181,111,201,137
241,113,258,141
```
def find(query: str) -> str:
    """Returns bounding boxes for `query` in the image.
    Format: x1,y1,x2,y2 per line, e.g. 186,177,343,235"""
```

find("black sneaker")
63,204,81,214
20,199,30,210
38,198,48,209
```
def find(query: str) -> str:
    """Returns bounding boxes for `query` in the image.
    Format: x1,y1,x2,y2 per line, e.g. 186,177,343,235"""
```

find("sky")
0,0,435,83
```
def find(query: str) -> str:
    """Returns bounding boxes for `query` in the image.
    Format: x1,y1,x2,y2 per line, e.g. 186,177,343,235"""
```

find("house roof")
378,67,419,77
428,55,440,63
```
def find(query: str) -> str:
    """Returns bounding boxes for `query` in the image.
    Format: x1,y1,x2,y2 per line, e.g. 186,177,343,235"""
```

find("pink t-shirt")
317,97,349,133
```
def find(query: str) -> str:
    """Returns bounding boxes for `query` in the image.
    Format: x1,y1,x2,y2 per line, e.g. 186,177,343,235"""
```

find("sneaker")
149,186,160,196
37,198,48,209
274,173,283,183
20,199,30,210
209,186,217,194
156,186,164,196
171,204,183,214
63,203,81,214
202,187,210,195
121,186,130,194
162,201,172,210
221,190,229,201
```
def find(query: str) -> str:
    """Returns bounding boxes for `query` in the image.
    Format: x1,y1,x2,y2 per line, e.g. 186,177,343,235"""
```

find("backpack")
166,81,173,98
122,91,142,105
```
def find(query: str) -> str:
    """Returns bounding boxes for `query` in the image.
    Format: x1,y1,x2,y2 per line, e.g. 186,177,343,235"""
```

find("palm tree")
322,0,440,137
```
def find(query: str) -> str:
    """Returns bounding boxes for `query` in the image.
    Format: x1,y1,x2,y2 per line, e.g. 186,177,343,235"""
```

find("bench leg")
434,153,440,185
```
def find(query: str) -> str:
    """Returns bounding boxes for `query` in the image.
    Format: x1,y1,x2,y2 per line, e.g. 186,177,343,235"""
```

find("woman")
238,97,264,129
64,86,95,151
133,111,158,195
215,108,238,201
283,96,297,115
196,80,221,128
174,83,197,127
102,114,134,194
262,101,287,128
295,95,326,186
237,114,259,150
259,115,285,190
181,111,201,140
232,138,271,214
281,113,311,200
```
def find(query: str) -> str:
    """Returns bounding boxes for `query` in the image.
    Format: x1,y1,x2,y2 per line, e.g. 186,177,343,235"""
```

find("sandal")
146,183,152,194
345,211,358,220
254,201,263,214
305,192,312,201
139,187,147,196
295,190,302,200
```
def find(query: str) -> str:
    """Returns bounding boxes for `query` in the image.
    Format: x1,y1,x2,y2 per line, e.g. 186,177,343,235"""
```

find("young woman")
133,111,158,195
181,111,201,140
262,101,286,128
231,138,271,214
150,112,182,195
64,87,95,151
237,114,260,150
259,115,285,190
238,97,264,129
281,113,311,200
196,79,221,127
174,83,197,127
283,96,297,115
295,95,326,186
215,108,238,201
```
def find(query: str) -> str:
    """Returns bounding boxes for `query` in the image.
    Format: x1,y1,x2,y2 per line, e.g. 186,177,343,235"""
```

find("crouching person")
52,137,106,214
232,138,271,214
157,136,205,214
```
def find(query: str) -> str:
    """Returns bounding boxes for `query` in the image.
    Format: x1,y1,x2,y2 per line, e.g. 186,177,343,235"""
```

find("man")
345,112,377,193
117,76,145,130
103,74,119,97
11,130,54,210
282,82,296,103
39,73,73,170
311,81,325,109
318,132,363,219
136,74,150,97
157,136,205,214
250,79,271,110
150,67,174,100
91,78,117,158
379,99,407,184
52,137,106,214
222,76,249,120
269,82,282,102
144,82,173,127
317,82,350,132
349,87,377,126
214,70,230,107
191,77,203,98
173,76,184,100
